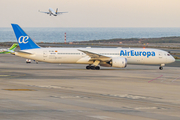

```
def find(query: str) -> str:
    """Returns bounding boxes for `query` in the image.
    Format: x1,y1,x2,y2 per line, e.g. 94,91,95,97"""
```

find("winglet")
11,24,40,50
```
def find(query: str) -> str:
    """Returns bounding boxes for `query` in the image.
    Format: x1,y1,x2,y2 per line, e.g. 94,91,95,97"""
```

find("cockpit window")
167,54,170,56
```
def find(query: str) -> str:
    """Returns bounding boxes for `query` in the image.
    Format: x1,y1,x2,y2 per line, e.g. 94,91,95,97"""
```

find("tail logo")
18,36,29,44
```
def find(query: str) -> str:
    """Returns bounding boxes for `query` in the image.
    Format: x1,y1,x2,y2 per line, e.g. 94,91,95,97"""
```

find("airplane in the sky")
38,8,68,16
11,24,175,70
0,43,18,54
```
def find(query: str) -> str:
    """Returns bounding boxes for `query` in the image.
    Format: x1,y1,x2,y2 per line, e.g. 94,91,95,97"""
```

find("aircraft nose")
172,56,175,62
169,56,175,63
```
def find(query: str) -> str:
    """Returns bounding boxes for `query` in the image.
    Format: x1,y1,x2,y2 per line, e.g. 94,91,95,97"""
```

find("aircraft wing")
38,10,50,14
57,12,68,14
78,49,111,61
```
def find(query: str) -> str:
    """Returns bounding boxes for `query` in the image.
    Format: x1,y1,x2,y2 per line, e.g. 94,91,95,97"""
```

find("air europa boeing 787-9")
11,24,175,70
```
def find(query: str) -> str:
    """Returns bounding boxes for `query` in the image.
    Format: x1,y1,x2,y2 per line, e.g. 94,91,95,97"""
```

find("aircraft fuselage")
15,47,175,65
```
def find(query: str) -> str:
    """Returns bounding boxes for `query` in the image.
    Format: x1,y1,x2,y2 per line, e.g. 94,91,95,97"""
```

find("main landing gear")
86,60,101,70
86,65,100,70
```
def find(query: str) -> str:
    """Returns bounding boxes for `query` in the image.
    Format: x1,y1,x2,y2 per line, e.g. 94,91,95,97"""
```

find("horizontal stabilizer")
16,51,33,55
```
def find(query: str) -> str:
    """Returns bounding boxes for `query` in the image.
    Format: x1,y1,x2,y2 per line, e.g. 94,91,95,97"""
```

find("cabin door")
158,52,163,58
43,51,48,57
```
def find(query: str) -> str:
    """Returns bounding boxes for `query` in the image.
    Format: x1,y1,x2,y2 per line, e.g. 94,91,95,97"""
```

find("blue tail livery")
11,24,40,50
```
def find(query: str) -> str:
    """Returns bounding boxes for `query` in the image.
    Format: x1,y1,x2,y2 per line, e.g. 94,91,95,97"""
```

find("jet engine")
108,57,127,68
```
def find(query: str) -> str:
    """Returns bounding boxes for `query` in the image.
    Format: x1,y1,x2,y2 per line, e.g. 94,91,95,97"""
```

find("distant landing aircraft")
38,8,68,16
0,43,18,54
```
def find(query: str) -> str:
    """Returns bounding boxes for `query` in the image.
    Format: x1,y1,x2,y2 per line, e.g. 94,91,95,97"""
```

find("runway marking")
135,107,158,110
0,75,10,77
148,75,163,83
28,85,73,89
171,76,180,82
89,116,112,120
3,89,36,91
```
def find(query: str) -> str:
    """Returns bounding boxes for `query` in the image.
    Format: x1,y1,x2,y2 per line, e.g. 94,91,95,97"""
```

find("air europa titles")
120,50,155,58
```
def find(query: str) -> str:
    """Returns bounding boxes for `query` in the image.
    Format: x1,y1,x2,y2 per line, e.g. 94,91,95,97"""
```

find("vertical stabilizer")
8,43,18,51
11,24,40,50
56,8,58,14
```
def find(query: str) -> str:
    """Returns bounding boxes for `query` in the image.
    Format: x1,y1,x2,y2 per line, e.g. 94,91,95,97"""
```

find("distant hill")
75,37,180,44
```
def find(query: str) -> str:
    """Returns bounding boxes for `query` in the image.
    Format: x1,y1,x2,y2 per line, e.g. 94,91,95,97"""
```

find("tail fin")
8,43,18,51
11,24,40,50
56,8,58,14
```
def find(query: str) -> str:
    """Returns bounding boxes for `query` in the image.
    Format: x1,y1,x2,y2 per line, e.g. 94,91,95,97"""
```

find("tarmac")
1,54,180,120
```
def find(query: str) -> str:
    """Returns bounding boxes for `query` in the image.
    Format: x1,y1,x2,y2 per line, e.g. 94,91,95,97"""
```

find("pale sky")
0,0,180,27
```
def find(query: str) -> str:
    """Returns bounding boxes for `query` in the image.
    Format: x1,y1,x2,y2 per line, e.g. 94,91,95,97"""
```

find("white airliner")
0,43,18,54
11,24,175,70
38,8,68,16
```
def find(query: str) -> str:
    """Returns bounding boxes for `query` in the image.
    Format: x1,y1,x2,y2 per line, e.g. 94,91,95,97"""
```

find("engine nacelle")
111,57,127,68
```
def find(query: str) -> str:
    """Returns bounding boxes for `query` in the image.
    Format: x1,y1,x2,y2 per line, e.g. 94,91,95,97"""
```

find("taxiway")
0,54,180,120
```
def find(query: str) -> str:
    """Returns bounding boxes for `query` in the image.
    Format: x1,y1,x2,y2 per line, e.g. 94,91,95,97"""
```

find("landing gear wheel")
86,65,100,70
159,67,163,70
86,66,90,69
95,66,100,70
90,66,95,70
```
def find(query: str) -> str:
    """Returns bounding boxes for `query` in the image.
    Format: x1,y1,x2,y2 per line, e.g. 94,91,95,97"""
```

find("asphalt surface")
0,54,180,120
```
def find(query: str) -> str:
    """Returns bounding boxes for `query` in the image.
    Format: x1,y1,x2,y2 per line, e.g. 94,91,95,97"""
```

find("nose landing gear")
159,66,163,70
159,64,165,70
